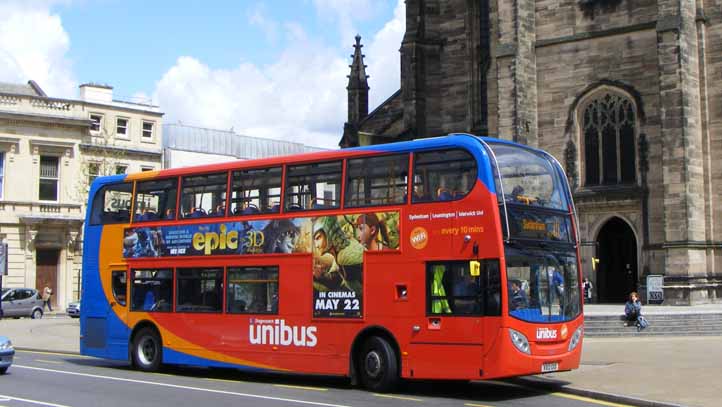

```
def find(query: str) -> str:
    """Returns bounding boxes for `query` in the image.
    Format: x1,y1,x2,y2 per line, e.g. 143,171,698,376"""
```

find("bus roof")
90,133,557,196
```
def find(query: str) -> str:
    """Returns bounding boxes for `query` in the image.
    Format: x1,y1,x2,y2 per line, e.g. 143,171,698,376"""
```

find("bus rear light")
567,326,583,352
508,328,530,354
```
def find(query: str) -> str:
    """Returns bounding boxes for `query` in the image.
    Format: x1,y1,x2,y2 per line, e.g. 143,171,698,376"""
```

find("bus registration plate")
541,362,559,373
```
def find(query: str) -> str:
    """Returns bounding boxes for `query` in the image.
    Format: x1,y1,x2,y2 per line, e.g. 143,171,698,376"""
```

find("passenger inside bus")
509,280,529,310
451,272,480,313
436,187,453,201
210,205,225,217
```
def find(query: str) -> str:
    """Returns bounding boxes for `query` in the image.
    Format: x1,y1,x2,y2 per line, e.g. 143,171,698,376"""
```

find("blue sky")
0,0,405,148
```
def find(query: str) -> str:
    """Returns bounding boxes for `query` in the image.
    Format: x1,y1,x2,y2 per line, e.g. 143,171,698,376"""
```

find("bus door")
106,267,130,359
408,260,500,379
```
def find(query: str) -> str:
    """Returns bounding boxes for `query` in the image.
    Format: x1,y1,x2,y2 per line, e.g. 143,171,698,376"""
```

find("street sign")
646,274,664,304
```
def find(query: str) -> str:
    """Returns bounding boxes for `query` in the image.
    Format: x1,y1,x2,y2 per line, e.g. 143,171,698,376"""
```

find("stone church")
340,0,722,305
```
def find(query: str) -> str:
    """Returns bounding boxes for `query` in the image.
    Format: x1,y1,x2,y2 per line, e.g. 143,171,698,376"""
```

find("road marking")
16,350,90,358
551,392,634,407
35,359,62,364
205,377,242,384
0,394,73,407
373,393,423,402
464,403,494,407
275,385,328,392
14,365,349,407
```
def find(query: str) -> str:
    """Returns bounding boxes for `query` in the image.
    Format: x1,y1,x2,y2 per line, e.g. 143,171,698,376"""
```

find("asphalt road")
0,350,633,407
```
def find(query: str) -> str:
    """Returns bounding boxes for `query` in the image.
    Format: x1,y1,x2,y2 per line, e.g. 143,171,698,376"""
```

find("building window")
141,166,154,172
39,156,59,201
582,93,636,186
88,162,100,186
90,114,103,133
115,165,127,175
116,118,129,137
142,121,154,140
0,152,4,200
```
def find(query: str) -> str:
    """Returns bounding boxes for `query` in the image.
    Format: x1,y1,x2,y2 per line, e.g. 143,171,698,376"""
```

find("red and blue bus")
81,133,583,391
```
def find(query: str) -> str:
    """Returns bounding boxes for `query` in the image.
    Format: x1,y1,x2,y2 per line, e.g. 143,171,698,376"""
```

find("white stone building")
0,81,162,311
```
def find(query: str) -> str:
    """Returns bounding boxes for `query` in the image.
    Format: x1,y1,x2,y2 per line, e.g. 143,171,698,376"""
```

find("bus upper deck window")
180,172,228,219
231,167,282,216
134,178,178,222
90,182,133,225
346,154,408,208
285,161,342,211
412,149,477,203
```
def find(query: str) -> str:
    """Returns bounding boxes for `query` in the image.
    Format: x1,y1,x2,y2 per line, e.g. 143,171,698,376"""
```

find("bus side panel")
82,223,133,361
130,256,350,375
407,344,484,379
81,224,112,358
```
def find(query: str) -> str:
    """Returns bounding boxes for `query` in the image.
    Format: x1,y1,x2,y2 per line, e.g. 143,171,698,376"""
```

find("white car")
66,301,80,318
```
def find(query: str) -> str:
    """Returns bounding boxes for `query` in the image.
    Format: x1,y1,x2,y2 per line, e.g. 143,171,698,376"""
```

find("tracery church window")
582,93,636,186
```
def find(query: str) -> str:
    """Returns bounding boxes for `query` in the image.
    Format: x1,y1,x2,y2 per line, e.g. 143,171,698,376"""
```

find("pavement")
1,305,721,407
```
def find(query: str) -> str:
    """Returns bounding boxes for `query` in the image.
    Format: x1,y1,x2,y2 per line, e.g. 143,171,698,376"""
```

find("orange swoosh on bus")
98,226,286,371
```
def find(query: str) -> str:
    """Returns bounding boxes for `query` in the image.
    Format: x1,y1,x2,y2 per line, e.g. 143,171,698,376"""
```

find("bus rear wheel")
358,336,398,392
132,327,162,372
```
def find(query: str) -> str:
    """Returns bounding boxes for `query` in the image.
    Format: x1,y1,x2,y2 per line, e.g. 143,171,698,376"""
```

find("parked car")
66,301,80,318
0,336,14,374
1,288,44,319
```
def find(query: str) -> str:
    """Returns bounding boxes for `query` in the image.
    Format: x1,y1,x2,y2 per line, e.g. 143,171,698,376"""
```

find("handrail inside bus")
476,138,511,243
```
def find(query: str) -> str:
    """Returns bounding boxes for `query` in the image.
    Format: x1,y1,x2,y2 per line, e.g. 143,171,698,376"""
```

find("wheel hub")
138,338,156,365
364,350,382,378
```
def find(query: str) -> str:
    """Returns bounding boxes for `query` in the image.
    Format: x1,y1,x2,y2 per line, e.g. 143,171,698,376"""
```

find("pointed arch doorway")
596,217,638,302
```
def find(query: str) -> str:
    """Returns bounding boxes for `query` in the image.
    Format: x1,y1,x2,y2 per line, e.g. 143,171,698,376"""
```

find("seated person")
189,207,206,218
210,204,225,217
142,290,156,311
436,187,452,201
136,209,157,221
164,208,175,219
509,280,529,310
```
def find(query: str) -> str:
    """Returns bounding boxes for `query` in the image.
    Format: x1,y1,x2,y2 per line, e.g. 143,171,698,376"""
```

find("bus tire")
359,336,398,392
132,327,162,372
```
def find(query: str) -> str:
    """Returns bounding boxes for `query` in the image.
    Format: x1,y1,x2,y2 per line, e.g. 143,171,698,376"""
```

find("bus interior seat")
242,205,260,215
437,188,452,201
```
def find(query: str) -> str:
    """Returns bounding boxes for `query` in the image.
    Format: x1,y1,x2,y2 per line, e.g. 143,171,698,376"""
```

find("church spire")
347,34,369,123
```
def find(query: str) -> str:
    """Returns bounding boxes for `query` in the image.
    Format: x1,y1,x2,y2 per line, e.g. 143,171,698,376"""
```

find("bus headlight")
509,328,530,354
567,326,583,352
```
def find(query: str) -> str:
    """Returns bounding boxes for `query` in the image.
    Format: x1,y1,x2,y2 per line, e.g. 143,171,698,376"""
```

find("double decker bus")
81,133,582,391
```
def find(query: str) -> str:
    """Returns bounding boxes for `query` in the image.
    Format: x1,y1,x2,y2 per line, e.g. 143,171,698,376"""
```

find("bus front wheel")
132,327,162,372
359,336,398,392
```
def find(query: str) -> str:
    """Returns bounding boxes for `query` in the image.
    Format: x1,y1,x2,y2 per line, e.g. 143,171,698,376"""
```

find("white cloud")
248,4,280,45
364,0,405,108
156,0,405,149
0,1,76,98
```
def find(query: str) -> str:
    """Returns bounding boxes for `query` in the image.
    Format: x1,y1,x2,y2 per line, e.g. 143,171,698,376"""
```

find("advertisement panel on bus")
123,212,399,318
